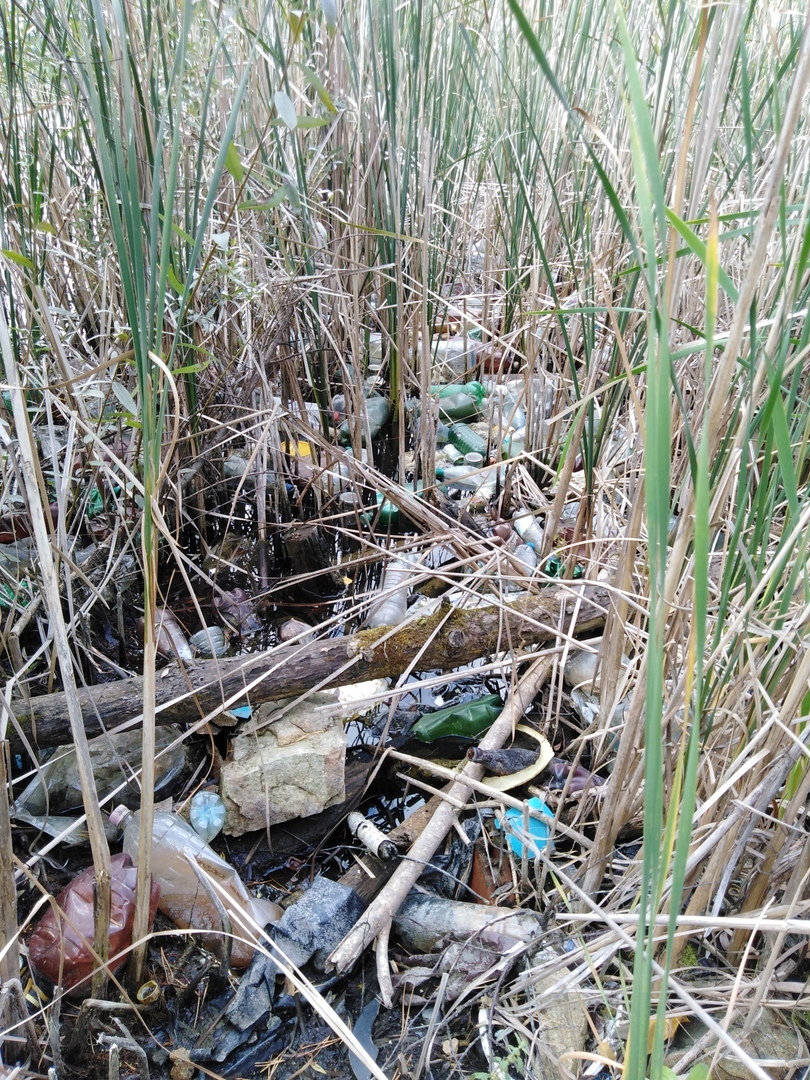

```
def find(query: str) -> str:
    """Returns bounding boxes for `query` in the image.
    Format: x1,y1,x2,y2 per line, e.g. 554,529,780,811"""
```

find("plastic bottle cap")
109,804,133,829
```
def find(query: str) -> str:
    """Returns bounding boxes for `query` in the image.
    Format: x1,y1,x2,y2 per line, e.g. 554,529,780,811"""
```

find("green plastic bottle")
411,694,503,742
438,393,481,422
447,423,487,458
430,381,486,403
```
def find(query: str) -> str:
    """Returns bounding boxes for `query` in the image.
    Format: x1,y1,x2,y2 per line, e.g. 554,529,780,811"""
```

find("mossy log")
8,584,610,753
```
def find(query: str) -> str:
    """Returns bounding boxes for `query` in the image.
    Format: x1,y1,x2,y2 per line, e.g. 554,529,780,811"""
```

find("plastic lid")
496,797,553,858
109,804,133,829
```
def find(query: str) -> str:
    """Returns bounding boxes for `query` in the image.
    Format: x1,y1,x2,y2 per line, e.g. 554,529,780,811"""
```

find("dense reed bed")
1,0,809,1076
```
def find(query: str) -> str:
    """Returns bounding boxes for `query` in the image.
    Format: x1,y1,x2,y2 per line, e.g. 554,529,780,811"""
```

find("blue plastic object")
189,790,227,843
496,796,553,858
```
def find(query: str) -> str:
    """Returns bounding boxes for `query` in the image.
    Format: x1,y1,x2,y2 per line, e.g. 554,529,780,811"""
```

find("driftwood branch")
11,584,610,752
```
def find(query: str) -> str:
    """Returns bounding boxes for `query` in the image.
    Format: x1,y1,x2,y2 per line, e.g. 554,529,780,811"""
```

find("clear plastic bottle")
190,790,227,843
109,805,281,969
365,555,416,628
513,543,538,572
513,508,545,548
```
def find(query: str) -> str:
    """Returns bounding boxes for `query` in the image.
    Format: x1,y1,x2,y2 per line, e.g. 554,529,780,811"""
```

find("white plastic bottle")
110,805,281,969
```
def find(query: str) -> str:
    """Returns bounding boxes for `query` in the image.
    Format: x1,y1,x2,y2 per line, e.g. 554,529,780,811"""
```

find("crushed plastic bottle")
11,726,186,818
109,805,282,969
28,852,160,995
432,384,488,421
335,394,391,445
430,337,480,380
496,796,554,858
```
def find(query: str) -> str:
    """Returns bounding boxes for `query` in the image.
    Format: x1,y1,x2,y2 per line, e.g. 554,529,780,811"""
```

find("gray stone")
270,877,364,971
221,693,346,834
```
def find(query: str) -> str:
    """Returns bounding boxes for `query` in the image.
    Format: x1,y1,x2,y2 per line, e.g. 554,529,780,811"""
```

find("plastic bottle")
110,805,282,969
437,392,481,422
28,852,160,995
513,509,545,548
501,427,526,459
336,394,391,446
436,464,480,491
11,727,185,818
190,791,227,843
513,543,538,572
439,443,464,465
410,694,503,743
448,423,487,458
496,796,554,858
365,554,417,628
466,746,541,775
431,380,486,403
499,392,526,432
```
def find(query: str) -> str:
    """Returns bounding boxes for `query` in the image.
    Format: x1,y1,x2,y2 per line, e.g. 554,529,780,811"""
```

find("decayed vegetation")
1,0,809,1076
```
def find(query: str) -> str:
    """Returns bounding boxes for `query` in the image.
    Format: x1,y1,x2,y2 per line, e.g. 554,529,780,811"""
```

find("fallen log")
8,584,610,753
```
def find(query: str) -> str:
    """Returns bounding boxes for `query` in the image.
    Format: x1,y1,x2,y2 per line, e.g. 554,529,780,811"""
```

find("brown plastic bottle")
110,805,281,969
28,852,160,995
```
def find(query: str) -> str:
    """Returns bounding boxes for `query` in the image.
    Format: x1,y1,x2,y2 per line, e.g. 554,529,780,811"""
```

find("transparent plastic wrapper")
110,805,282,969
28,852,160,995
